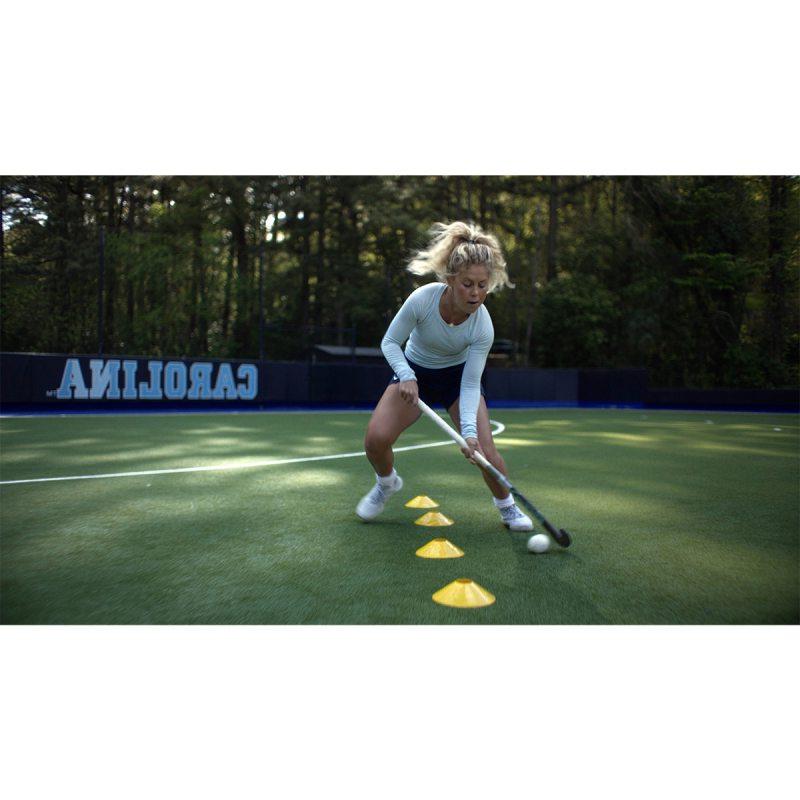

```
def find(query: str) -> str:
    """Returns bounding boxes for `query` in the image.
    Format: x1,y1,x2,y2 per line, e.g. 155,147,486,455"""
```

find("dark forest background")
1,175,797,388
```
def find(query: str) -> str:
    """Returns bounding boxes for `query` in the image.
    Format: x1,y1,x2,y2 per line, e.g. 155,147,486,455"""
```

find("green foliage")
532,275,619,367
1,175,797,388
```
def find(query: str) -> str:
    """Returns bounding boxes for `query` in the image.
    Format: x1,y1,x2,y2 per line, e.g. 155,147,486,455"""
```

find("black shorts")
391,357,487,411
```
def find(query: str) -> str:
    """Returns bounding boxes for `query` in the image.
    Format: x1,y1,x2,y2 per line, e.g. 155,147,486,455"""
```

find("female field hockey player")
356,220,533,532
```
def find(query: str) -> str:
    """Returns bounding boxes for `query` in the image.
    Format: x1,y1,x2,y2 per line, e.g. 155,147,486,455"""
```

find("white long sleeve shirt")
380,281,494,440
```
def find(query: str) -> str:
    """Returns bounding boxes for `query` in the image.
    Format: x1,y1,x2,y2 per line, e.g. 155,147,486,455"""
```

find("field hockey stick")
416,398,572,548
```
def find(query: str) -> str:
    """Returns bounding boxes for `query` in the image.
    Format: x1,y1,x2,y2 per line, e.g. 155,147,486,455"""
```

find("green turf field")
1,408,797,624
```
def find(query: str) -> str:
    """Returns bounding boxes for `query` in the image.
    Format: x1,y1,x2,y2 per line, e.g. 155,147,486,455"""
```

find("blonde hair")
406,221,514,292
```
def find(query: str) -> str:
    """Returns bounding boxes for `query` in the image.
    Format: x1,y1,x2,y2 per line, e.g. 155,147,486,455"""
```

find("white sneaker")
499,502,533,532
356,474,404,521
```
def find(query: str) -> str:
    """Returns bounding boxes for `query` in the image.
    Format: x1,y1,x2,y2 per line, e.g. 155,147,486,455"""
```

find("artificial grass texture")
1,409,797,624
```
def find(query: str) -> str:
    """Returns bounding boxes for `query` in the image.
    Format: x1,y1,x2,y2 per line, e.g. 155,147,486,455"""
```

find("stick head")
556,529,572,548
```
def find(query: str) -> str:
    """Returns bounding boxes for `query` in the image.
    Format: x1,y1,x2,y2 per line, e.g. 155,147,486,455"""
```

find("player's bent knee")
365,430,394,455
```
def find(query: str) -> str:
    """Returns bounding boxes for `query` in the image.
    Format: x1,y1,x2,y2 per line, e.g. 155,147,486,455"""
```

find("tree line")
1,175,797,388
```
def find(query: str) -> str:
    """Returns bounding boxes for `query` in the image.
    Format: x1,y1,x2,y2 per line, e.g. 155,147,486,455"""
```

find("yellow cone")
415,538,464,559
405,495,440,509
414,511,454,527
432,578,496,608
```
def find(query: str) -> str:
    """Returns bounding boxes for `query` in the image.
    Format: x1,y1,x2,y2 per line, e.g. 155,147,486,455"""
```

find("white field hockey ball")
527,534,550,554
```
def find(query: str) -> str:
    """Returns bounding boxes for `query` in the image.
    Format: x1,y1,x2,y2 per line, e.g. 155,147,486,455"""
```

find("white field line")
0,420,505,486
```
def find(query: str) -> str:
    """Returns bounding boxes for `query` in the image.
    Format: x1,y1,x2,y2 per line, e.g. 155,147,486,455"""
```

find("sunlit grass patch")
1,409,797,624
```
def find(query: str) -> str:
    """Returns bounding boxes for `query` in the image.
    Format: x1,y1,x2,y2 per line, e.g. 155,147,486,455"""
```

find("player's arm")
458,317,493,455
381,291,421,404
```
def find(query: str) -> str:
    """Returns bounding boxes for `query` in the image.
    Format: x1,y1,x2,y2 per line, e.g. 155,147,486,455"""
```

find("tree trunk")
124,189,136,354
197,226,207,356
453,177,461,220
104,177,120,349
478,175,487,228
52,178,70,351
334,193,359,345
295,177,311,329
267,191,280,301
189,226,200,354
547,176,559,282
231,182,251,356
222,236,234,342
509,204,520,360
335,198,345,346
0,184,5,272
524,206,543,364
313,179,327,329
766,176,790,370
610,177,617,230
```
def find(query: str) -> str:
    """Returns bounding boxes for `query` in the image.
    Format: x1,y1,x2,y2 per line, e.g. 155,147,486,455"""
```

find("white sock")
493,495,514,509
377,469,398,487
